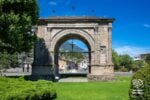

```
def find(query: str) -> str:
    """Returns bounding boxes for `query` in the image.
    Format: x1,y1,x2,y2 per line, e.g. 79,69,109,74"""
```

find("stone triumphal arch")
32,17,115,81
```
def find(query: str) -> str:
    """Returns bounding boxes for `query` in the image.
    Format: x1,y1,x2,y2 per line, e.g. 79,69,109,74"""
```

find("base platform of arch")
32,65,114,81
87,65,114,81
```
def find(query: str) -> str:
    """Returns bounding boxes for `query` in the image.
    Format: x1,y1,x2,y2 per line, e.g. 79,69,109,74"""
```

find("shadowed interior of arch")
54,34,91,75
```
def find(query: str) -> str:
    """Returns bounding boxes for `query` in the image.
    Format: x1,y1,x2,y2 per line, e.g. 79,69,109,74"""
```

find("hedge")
0,77,57,100
129,65,150,100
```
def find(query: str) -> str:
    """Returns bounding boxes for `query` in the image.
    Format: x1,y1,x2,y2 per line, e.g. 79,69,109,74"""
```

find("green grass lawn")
55,76,131,100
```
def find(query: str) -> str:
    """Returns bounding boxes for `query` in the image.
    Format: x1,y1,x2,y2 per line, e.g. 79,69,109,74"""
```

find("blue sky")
38,0,150,57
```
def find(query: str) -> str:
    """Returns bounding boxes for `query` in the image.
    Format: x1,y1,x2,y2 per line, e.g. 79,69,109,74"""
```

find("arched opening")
54,34,91,76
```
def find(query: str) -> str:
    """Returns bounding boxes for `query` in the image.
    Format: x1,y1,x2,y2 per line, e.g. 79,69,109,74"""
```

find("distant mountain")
59,41,86,52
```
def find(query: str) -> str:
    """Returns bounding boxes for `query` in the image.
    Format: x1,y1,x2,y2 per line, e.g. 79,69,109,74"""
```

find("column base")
88,64,114,81
32,66,53,75
26,75,55,81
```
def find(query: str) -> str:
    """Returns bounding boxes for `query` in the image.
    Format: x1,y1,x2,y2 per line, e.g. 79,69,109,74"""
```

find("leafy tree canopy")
112,50,134,71
145,54,150,65
119,54,133,70
112,50,121,70
0,0,38,53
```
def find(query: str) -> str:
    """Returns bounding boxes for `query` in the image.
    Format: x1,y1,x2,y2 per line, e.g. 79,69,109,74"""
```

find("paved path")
115,72,133,76
0,68,133,82
58,77,88,82
0,68,31,76
1,72,31,76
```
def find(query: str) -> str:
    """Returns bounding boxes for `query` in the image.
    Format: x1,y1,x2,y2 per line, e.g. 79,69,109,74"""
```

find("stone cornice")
38,16,115,25
47,23,98,28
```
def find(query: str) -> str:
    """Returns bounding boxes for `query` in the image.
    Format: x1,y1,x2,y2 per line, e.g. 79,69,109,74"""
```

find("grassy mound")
0,77,56,100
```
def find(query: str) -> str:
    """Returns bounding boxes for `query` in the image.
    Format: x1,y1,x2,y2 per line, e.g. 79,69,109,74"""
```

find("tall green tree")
119,54,133,71
112,50,134,71
132,60,145,72
112,50,121,70
0,0,38,53
145,54,150,65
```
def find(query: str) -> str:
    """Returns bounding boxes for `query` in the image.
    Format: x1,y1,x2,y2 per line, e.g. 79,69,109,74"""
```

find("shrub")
120,67,128,72
129,65,150,100
0,52,18,69
0,77,57,100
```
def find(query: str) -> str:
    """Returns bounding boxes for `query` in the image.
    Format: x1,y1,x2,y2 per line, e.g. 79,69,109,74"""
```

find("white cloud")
49,1,57,6
114,46,150,57
143,24,150,28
